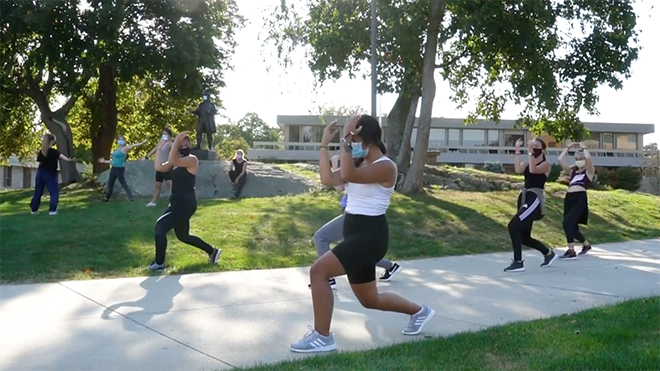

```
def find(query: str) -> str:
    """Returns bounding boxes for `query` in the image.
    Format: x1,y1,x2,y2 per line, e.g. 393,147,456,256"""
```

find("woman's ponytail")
41,134,54,156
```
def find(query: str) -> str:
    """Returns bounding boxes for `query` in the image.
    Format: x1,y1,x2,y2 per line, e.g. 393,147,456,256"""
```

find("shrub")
483,161,505,174
548,164,563,182
614,166,642,191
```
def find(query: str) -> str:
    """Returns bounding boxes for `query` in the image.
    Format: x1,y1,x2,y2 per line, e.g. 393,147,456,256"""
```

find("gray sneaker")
290,327,336,353
147,262,165,271
402,304,435,335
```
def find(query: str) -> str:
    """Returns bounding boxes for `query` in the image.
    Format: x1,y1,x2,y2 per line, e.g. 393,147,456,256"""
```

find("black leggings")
229,171,246,197
154,195,213,264
105,167,133,200
563,191,588,244
331,213,388,284
507,192,550,262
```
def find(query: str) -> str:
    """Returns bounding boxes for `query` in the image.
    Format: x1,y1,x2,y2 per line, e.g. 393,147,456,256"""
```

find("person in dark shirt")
30,133,76,215
228,149,248,198
148,132,220,271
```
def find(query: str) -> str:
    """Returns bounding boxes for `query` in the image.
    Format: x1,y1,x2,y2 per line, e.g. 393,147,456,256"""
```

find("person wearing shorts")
145,127,174,207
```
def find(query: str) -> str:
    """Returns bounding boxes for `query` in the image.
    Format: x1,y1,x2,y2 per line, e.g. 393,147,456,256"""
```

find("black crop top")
569,169,591,188
170,166,196,197
523,157,547,189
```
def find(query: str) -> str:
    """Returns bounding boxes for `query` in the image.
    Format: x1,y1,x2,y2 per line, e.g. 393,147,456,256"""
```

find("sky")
220,0,659,145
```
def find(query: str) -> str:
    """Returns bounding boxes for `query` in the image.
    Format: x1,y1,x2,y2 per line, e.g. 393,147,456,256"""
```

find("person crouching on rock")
228,149,247,199
98,135,147,202
148,132,221,271
144,127,174,207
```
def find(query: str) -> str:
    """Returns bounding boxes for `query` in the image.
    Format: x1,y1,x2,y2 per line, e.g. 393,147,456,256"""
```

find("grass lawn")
240,297,660,371
1,178,659,284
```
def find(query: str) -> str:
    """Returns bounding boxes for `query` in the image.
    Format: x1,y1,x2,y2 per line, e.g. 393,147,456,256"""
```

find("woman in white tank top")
290,114,435,353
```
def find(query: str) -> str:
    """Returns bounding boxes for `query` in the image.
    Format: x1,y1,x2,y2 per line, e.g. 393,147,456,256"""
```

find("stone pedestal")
191,149,216,161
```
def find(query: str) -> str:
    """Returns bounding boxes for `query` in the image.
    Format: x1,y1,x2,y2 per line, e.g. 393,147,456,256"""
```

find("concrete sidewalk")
1,239,658,371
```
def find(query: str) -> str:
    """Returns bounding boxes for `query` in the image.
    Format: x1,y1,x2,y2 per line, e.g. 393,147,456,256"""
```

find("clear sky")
221,0,659,145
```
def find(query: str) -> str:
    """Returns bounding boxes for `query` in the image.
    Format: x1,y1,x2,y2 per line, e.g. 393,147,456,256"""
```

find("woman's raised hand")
321,120,339,146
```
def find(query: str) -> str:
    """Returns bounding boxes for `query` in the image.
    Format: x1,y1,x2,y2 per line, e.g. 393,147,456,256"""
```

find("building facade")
1,155,87,190
250,116,654,168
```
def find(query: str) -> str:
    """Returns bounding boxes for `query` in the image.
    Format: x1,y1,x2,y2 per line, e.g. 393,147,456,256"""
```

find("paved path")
1,239,659,371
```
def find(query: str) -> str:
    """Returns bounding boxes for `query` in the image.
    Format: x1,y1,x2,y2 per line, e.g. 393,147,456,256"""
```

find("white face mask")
236,154,242,160
202,95,208,101
575,160,586,168
161,134,169,140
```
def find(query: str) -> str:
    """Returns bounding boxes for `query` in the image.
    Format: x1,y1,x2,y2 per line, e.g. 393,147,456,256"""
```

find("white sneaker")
146,202,157,207
31,211,39,215
49,211,58,215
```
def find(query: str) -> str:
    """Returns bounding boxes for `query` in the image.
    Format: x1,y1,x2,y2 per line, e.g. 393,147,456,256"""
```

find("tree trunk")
91,63,119,174
400,0,446,194
395,90,421,172
385,93,413,158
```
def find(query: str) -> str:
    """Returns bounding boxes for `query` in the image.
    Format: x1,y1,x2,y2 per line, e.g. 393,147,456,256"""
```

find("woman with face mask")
557,141,595,259
290,115,434,354
228,149,247,198
148,132,220,271
310,154,402,290
144,127,174,207
30,133,76,215
98,135,147,202
504,138,557,273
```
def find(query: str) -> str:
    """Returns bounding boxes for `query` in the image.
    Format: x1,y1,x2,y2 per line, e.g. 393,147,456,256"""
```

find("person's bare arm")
581,143,596,179
557,143,574,174
528,155,551,174
122,139,148,153
513,139,525,174
58,153,75,162
319,120,344,187
97,157,112,164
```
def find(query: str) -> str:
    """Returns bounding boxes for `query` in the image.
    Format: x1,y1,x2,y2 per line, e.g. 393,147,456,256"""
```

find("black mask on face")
532,148,543,158
179,147,191,157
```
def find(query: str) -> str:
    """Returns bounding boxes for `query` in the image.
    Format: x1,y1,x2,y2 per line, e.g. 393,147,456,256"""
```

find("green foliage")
483,161,504,174
614,167,642,191
0,92,42,164
216,137,251,160
263,0,641,141
235,112,283,147
548,164,563,183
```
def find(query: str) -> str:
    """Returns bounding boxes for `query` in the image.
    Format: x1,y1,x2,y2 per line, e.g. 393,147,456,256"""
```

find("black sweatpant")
563,191,588,244
229,171,246,197
154,194,213,264
508,191,550,262
105,167,134,200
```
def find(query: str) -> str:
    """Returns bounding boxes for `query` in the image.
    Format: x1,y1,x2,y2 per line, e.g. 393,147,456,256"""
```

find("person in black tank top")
148,133,220,271
228,149,248,198
30,133,76,215
504,138,557,273
558,142,595,259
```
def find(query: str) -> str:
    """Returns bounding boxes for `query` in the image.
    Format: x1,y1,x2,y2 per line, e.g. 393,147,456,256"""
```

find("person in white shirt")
290,114,435,354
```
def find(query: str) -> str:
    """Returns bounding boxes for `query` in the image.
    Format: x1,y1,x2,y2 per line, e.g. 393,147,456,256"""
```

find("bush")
483,161,505,174
548,164,563,182
614,167,642,191
216,137,250,160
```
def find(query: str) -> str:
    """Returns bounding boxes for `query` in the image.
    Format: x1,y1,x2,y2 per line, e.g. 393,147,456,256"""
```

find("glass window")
463,129,485,147
288,125,300,143
4,167,12,187
301,126,324,143
603,133,614,149
448,129,460,146
539,134,563,148
488,130,500,146
584,132,600,149
616,133,637,150
429,128,446,148
504,131,524,147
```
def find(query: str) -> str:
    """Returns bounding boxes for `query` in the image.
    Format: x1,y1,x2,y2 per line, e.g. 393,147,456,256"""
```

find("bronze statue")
191,92,217,150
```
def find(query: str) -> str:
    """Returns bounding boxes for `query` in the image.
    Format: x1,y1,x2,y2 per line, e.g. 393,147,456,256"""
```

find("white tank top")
344,156,397,216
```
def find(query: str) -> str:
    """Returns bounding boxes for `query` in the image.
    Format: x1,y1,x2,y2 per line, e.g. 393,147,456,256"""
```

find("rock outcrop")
98,160,321,199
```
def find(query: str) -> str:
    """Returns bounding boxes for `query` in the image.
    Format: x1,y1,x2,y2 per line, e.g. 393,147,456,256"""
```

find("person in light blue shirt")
98,135,147,202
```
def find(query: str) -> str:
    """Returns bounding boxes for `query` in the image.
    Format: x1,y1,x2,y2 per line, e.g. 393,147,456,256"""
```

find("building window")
603,133,614,149
539,134,563,148
429,128,446,148
301,126,324,143
504,131,524,147
584,131,600,149
288,126,301,143
4,166,11,188
616,133,637,150
448,129,460,146
463,129,485,147
487,130,499,146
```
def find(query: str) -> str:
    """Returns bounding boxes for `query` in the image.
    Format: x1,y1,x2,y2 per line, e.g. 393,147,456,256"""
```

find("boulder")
98,160,321,199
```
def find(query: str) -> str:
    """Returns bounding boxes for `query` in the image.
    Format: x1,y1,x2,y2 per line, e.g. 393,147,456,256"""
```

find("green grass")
1,179,659,284
240,297,660,371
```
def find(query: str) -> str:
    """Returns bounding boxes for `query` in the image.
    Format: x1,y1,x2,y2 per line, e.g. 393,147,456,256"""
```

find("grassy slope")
240,297,660,371
1,166,659,284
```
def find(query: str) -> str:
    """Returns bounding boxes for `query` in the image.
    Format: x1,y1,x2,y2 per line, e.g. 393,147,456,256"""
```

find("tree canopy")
263,0,641,143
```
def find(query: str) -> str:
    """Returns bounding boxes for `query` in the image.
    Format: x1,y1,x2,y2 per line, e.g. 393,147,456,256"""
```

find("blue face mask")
117,140,125,146
351,141,369,158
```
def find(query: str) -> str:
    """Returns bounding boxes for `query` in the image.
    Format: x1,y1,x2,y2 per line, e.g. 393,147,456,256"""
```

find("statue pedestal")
191,149,216,161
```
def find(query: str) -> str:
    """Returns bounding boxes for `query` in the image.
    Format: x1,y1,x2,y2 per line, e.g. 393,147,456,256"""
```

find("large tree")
262,0,641,193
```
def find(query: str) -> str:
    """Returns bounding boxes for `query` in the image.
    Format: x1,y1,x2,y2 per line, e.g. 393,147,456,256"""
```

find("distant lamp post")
370,0,377,117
